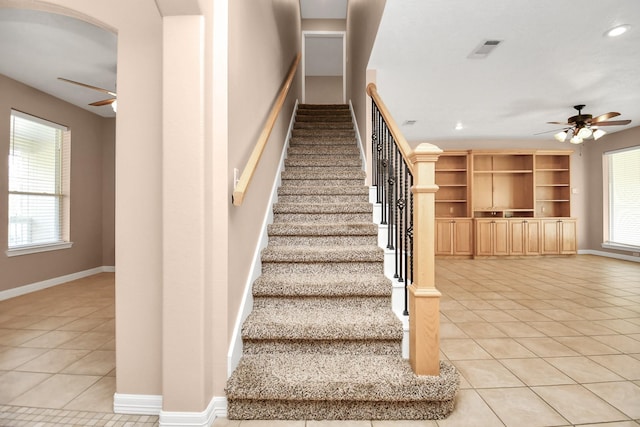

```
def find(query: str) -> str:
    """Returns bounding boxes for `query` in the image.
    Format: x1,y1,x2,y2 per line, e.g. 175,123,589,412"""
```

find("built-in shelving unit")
435,149,576,258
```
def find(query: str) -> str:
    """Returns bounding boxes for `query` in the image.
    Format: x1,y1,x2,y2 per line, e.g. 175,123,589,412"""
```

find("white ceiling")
0,8,117,118
369,0,640,142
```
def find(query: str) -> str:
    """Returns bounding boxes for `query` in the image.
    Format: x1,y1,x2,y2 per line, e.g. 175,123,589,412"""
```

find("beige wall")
302,18,345,31
346,0,386,142
305,76,343,104
101,118,116,267
583,126,640,256
0,74,115,291
226,0,301,369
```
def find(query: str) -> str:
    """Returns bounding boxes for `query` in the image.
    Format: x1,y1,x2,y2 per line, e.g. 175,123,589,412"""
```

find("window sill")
601,242,640,252
6,242,74,257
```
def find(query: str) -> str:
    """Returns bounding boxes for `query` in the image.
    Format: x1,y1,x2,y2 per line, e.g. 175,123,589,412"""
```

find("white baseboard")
0,266,116,301
227,100,299,377
113,393,162,415
578,249,640,263
349,100,367,173
160,396,226,427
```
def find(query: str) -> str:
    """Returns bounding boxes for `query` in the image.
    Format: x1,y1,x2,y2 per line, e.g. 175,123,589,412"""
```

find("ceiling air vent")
468,39,503,59
403,120,417,126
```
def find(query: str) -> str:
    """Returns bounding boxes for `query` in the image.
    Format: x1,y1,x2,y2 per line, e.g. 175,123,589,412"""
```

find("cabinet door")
560,219,577,254
541,220,560,254
493,220,509,255
435,219,454,255
453,219,473,255
526,220,541,255
509,220,526,256
475,220,494,256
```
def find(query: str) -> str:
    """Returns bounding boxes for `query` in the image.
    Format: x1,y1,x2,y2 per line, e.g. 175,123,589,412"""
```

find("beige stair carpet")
226,104,459,420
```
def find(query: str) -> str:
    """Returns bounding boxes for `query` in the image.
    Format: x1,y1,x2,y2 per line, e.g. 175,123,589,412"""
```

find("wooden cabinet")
435,218,473,256
475,219,509,256
435,149,576,257
509,219,540,255
541,218,577,254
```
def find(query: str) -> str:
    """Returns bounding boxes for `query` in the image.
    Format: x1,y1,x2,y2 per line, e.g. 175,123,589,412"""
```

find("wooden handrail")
232,52,301,206
366,83,415,176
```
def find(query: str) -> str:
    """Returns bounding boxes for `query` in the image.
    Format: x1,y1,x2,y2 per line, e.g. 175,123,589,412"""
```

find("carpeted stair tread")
268,222,377,236
295,115,353,123
280,169,365,180
227,354,458,402
294,122,354,130
273,202,371,214
252,273,391,297
278,185,368,196
287,145,360,155
289,136,357,146
285,157,361,168
241,306,402,341
292,129,355,138
261,245,382,263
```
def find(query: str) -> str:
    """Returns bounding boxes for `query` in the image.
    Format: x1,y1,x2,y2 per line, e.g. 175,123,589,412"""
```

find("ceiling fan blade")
58,77,116,96
89,98,116,107
535,128,567,135
593,120,632,126
591,112,620,123
547,121,570,125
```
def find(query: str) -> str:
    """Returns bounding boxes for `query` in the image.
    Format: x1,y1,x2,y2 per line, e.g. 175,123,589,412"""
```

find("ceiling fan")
548,104,631,144
58,77,117,112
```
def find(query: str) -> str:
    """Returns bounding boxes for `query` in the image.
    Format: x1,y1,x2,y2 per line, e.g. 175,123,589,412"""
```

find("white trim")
6,241,73,257
159,396,226,427
113,393,162,415
227,101,299,377
0,266,115,301
602,242,640,252
301,30,347,104
349,100,367,173
579,249,640,263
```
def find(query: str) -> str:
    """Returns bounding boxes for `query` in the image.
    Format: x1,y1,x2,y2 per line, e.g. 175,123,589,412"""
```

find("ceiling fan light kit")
547,104,631,144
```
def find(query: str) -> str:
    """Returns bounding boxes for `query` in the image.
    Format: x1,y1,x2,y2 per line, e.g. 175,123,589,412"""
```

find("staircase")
226,104,459,420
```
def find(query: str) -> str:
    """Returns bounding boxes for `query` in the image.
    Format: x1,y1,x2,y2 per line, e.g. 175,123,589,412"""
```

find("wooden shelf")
436,168,467,172
474,170,533,174
436,200,467,203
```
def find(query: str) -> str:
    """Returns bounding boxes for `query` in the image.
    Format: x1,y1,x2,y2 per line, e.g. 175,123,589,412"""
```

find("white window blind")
604,146,640,249
8,110,70,250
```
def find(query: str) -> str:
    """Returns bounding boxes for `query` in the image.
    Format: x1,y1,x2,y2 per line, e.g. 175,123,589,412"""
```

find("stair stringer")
227,100,299,377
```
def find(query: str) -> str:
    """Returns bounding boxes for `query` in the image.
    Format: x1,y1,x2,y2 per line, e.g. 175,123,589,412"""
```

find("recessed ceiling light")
455,122,464,130
604,24,630,37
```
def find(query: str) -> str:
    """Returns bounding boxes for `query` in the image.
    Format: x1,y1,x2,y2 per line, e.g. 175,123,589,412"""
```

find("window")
603,146,640,250
7,110,71,255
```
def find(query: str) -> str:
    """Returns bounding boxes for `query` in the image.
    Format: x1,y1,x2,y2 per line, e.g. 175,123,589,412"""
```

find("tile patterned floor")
1,256,640,426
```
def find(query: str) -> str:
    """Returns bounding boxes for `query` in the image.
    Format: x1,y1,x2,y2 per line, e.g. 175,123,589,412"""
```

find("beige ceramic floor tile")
56,317,107,332
435,389,503,427
14,348,90,373
9,373,100,408
371,421,436,427
473,310,518,323
589,354,640,380
554,336,620,356
475,338,536,358
453,359,523,388
0,329,47,346
440,339,493,361
61,350,115,376
593,335,640,353
546,356,624,383
560,320,618,335
57,331,113,350
477,387,568,427
19,330,81,349
491,321,545,338
0,371,51,403
211,418,242,427
455,322,507,338
64,376,116,412
23,316,77,330
305,422,369,427
532,384,627,425
0,347,48,370
499,358,574,386
594,319,640,335
516,337,579,357
439,323,468,339
527,322,582,337
0,315,46,329
585,381,640,419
